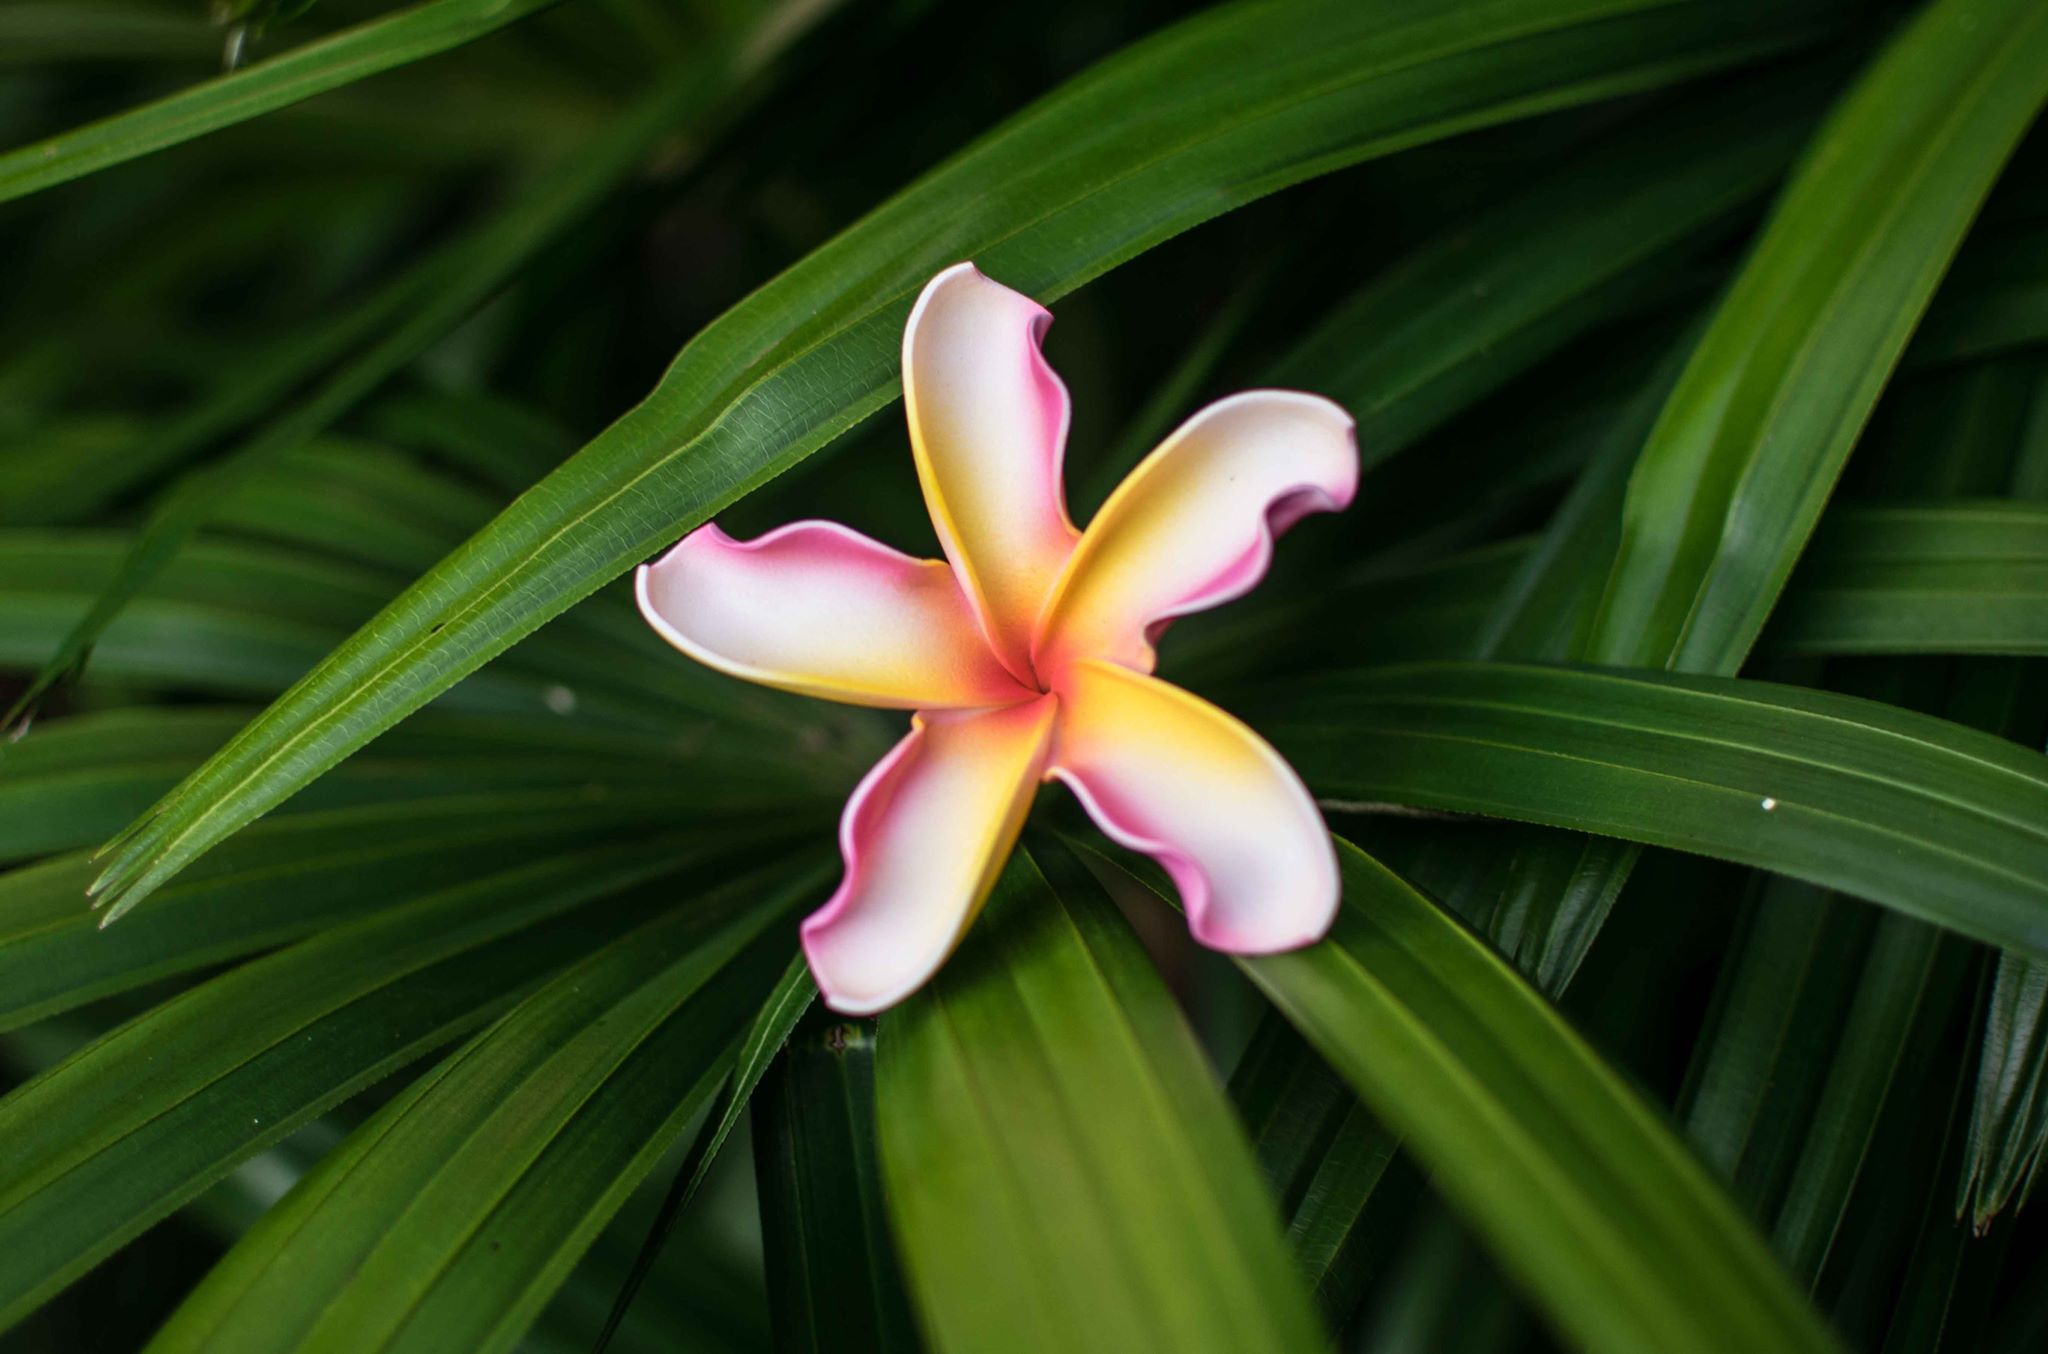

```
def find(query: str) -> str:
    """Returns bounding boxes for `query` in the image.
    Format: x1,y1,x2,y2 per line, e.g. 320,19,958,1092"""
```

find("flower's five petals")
638,265,1356,1012
636,520,1030,710
1034,391,1356,682
804,697,1059,1014
904,262,1079,678
1050,660,1336,953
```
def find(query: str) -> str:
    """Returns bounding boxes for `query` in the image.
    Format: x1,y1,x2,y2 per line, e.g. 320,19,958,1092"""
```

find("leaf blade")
1097,838,1840,1354
878,840,1323,1353
0,0,560,204
1264,660,2048,957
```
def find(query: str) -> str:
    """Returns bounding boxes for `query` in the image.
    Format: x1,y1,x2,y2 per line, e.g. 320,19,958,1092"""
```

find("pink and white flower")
637,263,1357,1013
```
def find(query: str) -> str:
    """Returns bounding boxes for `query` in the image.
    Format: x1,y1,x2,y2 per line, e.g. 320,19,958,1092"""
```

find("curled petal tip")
1034,388,1359,679
636,518,1026,710
903,260,1076,677
1185,872,1338,954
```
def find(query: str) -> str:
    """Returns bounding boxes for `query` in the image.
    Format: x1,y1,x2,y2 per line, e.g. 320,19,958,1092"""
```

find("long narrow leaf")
1273,77,1819,462
879,840,1322,1353
0,0,560,203
0,801,792,1030
1264,661,2048,958
596,953,815,1353
143,861,821,1353
1769,502,2048,655
1,53,752,730
1227,1010,1397,1321
1588,0,2048,674
1093,838,1839,1354
756,1014,918,1354
0,836,752,1330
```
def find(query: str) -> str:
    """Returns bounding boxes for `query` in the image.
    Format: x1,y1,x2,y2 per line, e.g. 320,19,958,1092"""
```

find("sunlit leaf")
880,840,1323,1353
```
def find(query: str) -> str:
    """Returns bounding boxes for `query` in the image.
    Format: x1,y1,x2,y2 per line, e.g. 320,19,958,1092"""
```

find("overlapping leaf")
879,841,1323,1353
0,837,771,1329
1089,839,1840,1354
0,0,561,202
1263,661,2048,957
87,0,1851,920
143,863,820,1353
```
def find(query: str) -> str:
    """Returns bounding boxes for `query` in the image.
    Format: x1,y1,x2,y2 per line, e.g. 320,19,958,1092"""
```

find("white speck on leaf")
544,685,577,715
1760,797,1778,812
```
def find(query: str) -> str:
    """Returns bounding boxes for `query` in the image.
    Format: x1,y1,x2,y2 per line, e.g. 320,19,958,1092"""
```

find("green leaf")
1911,223,2048,367
1769,502,2048,655
144,860,822,1354
1679,877,1859,1213
0,835,752,1332
596,953,814,1353
0,531,761,728
0,704,824,863
0,0,561,204
1769,917,1967,1282
1099,838,1838,1354
1963,954,2048,1226
0,798,789,1031
1587,0,2048,675
756,1013,918,1354
88,0,1850,920
1227,1010,1397,1322
878,840,1322,1353
1,57,751,731
213,440,498,574
1272,75,1820,463
1208,497,2048,672
1263,660,2048,958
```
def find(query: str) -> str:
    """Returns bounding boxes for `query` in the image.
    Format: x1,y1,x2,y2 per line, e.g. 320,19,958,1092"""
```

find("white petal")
1034,391,1355,684
637,520,1027,710
1050,660,1335,952
804,697,1058,1013
904,262,1079,678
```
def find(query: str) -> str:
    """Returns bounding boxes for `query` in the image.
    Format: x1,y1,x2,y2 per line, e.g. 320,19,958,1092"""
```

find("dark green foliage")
4,1,2048,1350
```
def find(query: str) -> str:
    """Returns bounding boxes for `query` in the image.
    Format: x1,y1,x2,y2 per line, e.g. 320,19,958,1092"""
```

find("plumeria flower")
637,263,1358,1014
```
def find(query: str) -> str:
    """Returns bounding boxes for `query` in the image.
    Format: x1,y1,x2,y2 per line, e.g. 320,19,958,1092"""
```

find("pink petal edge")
801,697,1057,1014
1050,765,1336,954
1031,389,1358,679
635,518,1027,710
903,261,1080,681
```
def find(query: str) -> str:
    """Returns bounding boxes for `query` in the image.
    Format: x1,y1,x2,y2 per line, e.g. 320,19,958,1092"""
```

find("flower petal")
1033,390,1356,684
637,520,1029,710
904,262,1079,679
804,696,1058,1014
1050,659,1335,953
